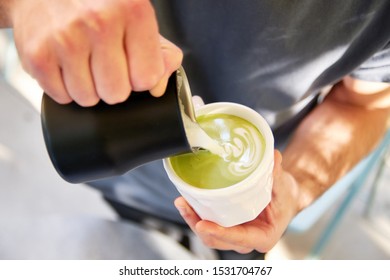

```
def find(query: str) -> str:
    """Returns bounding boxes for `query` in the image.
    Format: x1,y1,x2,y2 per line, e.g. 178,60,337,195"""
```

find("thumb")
149,36,183,97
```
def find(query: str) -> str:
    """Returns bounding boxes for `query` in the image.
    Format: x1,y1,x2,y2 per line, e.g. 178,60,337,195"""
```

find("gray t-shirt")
89,0,390,224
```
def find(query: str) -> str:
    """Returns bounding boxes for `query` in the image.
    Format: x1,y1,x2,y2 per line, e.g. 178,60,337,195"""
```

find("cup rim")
163,102,274,198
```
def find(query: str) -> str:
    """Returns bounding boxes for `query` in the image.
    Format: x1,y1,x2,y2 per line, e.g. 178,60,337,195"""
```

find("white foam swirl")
222,126,263,178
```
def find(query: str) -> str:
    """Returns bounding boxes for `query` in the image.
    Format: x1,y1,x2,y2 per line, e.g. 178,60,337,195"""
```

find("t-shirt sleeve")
350,41,390,83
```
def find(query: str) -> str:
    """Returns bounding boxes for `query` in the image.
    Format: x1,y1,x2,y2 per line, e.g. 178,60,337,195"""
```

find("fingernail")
176,206,187,216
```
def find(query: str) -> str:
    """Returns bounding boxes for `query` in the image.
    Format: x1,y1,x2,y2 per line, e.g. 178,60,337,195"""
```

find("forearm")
0,1,15,27
282,80,390,212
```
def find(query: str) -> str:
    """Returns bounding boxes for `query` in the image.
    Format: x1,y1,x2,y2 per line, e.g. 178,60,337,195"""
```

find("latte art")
169,113,265,189
222,126,263,178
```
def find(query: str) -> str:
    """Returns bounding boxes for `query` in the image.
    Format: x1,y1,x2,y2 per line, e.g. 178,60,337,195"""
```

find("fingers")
23,53,72,105
174,196,267,253
197,219,276,253
88,17,131,105
149,36,183,97
174,151,293,254
196,221,255,254
174,197,247,252
15,0,181,106
53,26,99,106
125,0,164,92
174,197,200,233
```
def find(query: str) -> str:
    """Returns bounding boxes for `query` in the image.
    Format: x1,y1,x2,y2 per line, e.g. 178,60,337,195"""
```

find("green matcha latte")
169,113,265,189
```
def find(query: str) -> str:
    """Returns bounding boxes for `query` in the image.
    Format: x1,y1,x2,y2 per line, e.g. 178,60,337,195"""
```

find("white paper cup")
163,102,274,227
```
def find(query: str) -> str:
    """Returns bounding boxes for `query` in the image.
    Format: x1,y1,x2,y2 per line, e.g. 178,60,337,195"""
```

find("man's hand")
174,150,301,253
174,77,390,254
10,0,182,106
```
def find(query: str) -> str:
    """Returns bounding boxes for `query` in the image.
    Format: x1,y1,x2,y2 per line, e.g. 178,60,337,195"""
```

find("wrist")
281,155,327,214
292,176,320,214
273,164,304,219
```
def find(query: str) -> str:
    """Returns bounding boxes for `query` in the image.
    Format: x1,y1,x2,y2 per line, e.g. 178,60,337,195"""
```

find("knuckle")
132,71,163,92
54,11,112,51
52,28,79,55
126,0,153,20
22,45,50,76
80,9,111,38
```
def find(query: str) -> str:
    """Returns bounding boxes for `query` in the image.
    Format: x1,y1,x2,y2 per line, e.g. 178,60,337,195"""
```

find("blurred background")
0,29,389,260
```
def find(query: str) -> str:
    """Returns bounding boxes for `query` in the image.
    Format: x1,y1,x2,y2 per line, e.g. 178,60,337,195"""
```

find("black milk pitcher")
41,66,198,184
